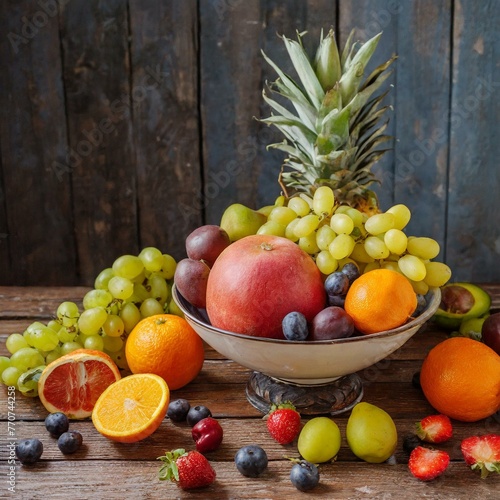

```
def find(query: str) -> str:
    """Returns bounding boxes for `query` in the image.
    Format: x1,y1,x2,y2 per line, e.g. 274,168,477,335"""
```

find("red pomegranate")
205,234,326,339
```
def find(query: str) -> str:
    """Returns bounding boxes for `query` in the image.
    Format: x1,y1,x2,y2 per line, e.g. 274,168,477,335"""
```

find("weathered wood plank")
59,0,139,285
128,0,202,262
0,0,77,285
447,0,500,282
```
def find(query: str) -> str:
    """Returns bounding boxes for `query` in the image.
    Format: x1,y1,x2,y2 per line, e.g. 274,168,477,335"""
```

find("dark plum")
234,445,268,477
341,262,360,285
185,225,231,267
289,460,319,491
310,306,354,340
327,294,345,307
186,405,212,427
282,311,309,341
324,271,350,297
482,312,500,355
167,398,191,422
174,258,211,308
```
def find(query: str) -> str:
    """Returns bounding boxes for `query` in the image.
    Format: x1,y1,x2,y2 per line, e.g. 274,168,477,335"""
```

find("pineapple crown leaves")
157,448,187,482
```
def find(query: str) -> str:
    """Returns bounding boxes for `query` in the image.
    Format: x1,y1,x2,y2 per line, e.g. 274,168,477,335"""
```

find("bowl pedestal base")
245,371,364,415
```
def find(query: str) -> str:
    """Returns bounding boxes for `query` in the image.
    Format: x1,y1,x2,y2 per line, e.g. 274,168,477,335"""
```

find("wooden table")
1,285,499,499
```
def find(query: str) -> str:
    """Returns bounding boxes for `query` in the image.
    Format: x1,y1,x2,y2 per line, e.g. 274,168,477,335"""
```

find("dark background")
0,0,499,286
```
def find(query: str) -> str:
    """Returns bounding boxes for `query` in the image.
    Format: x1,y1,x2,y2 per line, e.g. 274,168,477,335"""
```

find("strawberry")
461,434,500,479
266,402,301,445
415,414,453,443
408,446,450,481
158,448,216,489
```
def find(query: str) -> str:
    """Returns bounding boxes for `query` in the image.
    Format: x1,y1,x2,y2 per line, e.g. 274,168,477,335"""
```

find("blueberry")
324,272,350,297
282,311,309,341
340,262,360,285
234,445,268,477
290,460,320,491
167,398,191,422
403,434,422,455
186,405,212,427
16,438,43,464
45,412,69,437
57,431,83,454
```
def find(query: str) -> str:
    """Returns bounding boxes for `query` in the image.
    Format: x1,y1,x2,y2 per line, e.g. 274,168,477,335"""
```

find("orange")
38,349,121,419
92,373,169,442
420,337,500,422
344,269,417,334
125,314,204,390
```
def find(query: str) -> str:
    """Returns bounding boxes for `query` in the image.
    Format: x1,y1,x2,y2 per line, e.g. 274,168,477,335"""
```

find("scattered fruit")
167,398,191,422
185,224,231,267
38,349,121,419
158,448,216,490
192,417,224,453
186,405,212,427
420,337,500,422
45,412,70,437
461,434,500,479
344,269,417,334
415,414,453,443
57,431,83,454
206,234,326,339
346,402,398,463
408,446,450,481
310,306,354,340
266,402,301,445
15,438,43,464
282,312,309,341
125,314,204,391
234,445,268,477
92,373,169,443
297,417,341,463
174,258,211,308
482,312,500,355
289,460,320,492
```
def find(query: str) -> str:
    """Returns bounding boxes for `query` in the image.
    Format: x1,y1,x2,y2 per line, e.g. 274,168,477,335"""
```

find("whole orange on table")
125,314,205,390
420,337,500,422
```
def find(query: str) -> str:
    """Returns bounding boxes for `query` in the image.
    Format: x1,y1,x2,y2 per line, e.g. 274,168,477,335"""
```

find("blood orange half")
38,349,121,419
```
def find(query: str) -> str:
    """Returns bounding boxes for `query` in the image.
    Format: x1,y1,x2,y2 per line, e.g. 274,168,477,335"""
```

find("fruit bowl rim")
172,285,441,345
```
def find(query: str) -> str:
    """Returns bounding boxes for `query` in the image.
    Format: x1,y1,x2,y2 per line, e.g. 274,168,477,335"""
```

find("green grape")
6,333,28,354
316,225,336,251
287,197,310,217
350,243,375,264
0,356,11,378
102,335,123,353
294,214,320,238
330,213,354,235
384,229,408,255
257,220,286,237
102,314,125,338
285,219,300,242
57,326,78,343
148,274,169,305
45,347,61,365
57,301,80,327
268,206,298,226
47,320,61,332
9,347,45,372
312,186,335,216
109,349,129,371
409,278,429,295
78,307,108,336
140,298,164,317
364,236,390,260
157,254,177,280
26,321,46,335
168,298,183,317
138,247,164,273
84,335,104,351
398,254,427,281
386,204,411,230
333,205,350,214
23,329,35,347
2,366,22,387
31,327,59,352
406,237,440,260
364,213,395,235
94,267,115,290
328,234,355,260
345,207,363,227
129,282,150,303
108,276,134,300
381,260,400,273
424,261,452,287
131,270,147,284
298,193,313,209
83,289,113,310
364,261,381,273
298,234,320,255
316,250,338,275
120,302,141,333
17,366,45,397
112,255,144,280
60,341,83,355
274,195,286,207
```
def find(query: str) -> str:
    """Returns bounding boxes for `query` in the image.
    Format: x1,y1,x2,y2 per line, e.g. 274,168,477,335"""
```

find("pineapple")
261,29,396,215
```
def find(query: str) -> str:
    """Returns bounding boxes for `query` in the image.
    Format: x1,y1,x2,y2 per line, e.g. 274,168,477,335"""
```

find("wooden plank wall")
0,0,498,286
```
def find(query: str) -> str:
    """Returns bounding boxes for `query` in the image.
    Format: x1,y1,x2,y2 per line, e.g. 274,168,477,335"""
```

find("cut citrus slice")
92,373,169,443
38,349,121,419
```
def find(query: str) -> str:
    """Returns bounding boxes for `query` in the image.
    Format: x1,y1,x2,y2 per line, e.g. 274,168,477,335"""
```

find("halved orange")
39,349,121,419
91,373,169,443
